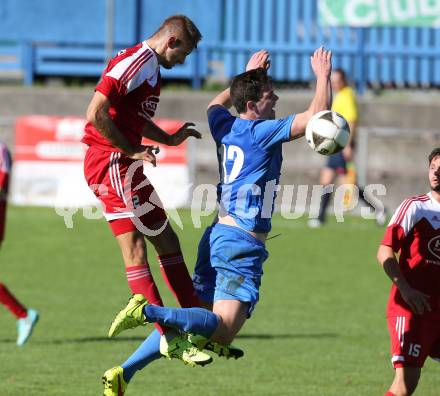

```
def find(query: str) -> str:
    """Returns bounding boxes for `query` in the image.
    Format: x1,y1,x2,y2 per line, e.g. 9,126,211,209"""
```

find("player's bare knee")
210,315,236,345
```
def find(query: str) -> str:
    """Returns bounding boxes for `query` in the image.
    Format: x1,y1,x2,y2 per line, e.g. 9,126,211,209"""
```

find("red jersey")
82,41,161,151
381,193,440,319
0,142,11,192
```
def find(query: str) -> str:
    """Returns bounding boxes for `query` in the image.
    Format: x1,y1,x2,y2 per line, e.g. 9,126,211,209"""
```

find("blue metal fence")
213,0,440,92
0,0,439,92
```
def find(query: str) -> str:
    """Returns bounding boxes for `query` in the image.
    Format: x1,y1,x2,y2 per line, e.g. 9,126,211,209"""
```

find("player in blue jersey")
190,46,332,346
104,48,332,393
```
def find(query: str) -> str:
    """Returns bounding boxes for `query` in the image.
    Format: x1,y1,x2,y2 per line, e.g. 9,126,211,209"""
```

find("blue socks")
121,329,161,383
144,305,220,338
120,307,220,383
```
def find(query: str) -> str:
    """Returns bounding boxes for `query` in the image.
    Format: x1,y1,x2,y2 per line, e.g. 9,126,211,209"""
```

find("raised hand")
170,122,202,146
246,50,271,72
310,46,332,79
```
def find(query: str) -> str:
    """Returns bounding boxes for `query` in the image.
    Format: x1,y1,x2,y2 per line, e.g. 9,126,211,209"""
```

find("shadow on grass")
0,333,339,345
236,333,338,339
0,336,147,345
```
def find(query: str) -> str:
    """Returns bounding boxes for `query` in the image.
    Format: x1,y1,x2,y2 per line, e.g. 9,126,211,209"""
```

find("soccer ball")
305,110,350,155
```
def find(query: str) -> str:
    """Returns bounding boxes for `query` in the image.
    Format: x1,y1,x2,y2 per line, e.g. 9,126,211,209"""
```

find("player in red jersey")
0,142,39,346
83,15,209,368
378,147,440,396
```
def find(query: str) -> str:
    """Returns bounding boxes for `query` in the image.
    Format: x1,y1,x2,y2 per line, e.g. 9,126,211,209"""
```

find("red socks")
125,254,200,334
385,392,397,396
158,253,200,308
125,264,166,334
0,283,27,319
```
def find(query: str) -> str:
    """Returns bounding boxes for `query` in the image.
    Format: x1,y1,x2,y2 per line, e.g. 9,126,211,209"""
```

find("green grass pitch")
0,206,438,395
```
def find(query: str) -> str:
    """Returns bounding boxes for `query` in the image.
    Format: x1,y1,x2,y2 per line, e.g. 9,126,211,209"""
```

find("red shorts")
387,315,440,368
83,146,167,236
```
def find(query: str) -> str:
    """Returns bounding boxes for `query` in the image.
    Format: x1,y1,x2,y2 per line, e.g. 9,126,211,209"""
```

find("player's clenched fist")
310,46,332,79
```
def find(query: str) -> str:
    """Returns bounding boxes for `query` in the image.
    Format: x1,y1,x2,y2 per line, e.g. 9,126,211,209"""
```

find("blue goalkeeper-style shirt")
207,105,294,233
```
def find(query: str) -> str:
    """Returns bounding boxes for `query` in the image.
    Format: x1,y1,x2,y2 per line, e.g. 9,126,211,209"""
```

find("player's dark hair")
429,148,440,164
333,68,347,83
230,68,270,114
155,15,202,49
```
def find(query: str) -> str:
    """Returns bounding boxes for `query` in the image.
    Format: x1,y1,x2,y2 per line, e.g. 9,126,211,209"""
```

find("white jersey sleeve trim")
388,196,429,236
106,42,159,94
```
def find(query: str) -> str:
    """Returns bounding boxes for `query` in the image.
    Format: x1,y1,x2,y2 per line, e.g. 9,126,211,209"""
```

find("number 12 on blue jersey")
220,144,245,184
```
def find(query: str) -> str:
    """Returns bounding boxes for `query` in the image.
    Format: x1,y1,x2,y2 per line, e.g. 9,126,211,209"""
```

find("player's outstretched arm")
289,47,332,140
168,122,202,146
377,244,431,315
207,50,271,110
86,92,157,164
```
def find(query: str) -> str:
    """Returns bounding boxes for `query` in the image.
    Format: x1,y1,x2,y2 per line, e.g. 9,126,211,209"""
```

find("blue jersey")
208,105,294,233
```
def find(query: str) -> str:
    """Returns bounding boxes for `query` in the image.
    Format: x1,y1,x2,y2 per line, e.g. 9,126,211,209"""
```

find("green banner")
319,0,440,27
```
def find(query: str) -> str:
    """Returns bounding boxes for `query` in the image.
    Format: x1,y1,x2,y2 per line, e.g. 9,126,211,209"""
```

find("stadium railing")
27,43,203,89
0,1,439,91
0,42,33,85
214,1,440,92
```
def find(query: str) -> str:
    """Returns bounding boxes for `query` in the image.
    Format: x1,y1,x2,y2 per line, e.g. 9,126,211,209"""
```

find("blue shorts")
192,223,268,317
326,151,347,175
192,225,216,303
